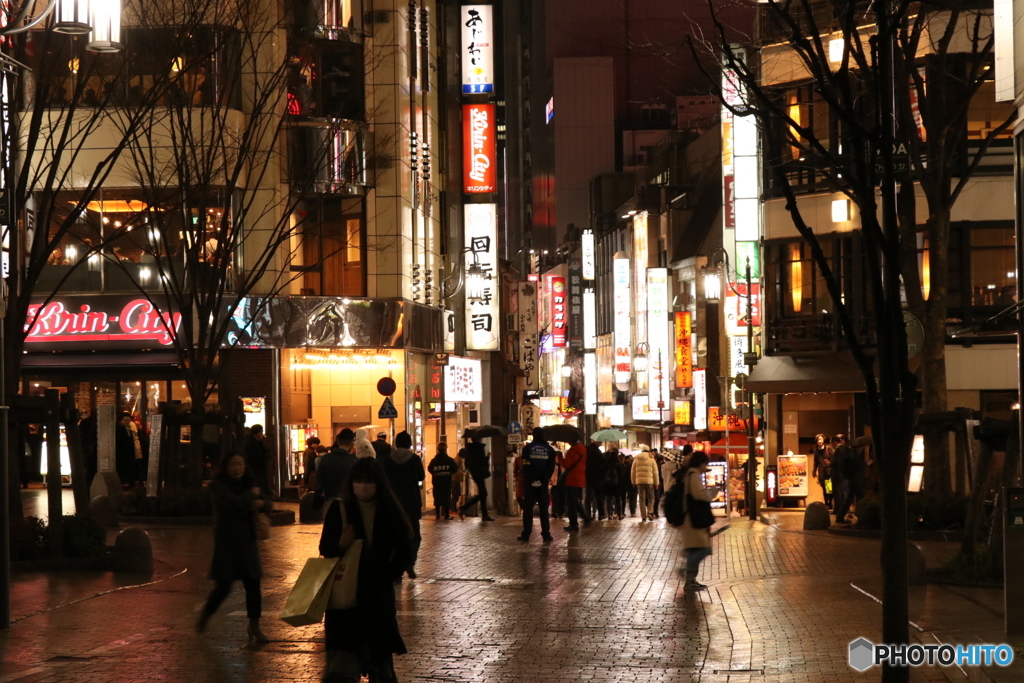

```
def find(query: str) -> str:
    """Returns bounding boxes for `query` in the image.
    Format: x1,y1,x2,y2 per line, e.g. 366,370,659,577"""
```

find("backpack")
663,468,686,527
603,460,620,486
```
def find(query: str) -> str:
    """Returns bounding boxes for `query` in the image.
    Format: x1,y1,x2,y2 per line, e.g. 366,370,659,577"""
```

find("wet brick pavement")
0,494,1014,682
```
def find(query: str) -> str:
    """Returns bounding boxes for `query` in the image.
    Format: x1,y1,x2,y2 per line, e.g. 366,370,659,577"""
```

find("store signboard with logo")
777,452,809,496
613,255,631,385
445,355,482,403
583,288,597,350
547,274,567,348
725,283,761,336
25,295,182,351
673,399,691,426
568,259,583,349
694,368,708,430
581,230,595,280
631,395,665,421
675,311,692,389
463,104,496,193
598,404,625,427
465,203,499,350
597,333,614,404
461,5,494,94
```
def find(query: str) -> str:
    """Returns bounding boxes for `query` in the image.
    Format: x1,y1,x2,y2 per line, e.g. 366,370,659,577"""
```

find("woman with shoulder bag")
681,451,720,591
319,457,412,683
197,451,272,642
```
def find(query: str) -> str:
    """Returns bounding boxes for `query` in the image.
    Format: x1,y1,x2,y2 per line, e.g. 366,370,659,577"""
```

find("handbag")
279,557,340,626
328,502,363,610
684,471,715,530
255,512,272,541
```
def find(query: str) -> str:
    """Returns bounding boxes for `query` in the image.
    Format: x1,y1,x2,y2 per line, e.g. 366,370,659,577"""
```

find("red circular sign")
376,377,397,396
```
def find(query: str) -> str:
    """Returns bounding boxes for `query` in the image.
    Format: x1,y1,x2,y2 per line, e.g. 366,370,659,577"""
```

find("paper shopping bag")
328,539,363,610
279,557,340,626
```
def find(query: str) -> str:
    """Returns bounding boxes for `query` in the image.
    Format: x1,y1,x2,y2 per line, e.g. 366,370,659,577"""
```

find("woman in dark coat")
427,443,456,520
197,452,272,642
381,431,424,579
319,457,412,683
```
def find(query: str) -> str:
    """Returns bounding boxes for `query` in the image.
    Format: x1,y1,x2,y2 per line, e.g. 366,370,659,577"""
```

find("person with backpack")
518,428,557,542
679,451,720,590
603,448,622,520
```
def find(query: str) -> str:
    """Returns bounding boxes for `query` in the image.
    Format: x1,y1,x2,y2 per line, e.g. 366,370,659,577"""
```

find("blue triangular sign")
378,396,399,419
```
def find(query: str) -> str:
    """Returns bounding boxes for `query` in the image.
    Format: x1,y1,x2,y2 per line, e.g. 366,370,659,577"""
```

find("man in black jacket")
372,432,392,459
518,428,557,542
459,435,495,521
584,440,606,520
315,429,357,508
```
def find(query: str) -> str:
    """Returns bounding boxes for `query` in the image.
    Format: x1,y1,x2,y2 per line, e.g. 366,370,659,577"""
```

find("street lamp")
465,262,486,302
702,265,722,303
633,342,649,374
1,0,123,49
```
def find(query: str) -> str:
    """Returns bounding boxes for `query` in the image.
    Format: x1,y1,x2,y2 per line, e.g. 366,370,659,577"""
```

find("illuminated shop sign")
445,355,483,403
613,253,631,385
646,268,670,409
694,368,707,430
581,229,595,280
675,311,692,388
547,275,567,348
464,203,499,350
568,259,582,349
461,5,494,94
26,296,182,349
725,283,761,337
517,281,539,390
583,288,596,350
584,352,597,415
463,103,496,193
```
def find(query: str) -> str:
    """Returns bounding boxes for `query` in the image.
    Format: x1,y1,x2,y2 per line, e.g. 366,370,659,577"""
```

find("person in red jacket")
556,436,589,531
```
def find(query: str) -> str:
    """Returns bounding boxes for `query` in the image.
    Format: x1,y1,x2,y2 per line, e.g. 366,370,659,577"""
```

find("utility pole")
745,257,757,521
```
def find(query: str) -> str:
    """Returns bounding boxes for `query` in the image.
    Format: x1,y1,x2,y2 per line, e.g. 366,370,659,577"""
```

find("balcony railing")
285,125,373,194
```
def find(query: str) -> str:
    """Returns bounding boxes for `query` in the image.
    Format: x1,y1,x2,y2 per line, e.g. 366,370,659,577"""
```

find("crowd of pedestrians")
197,424,722,682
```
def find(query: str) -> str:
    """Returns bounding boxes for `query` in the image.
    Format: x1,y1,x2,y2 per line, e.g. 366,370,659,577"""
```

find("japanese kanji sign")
465,203,499,350
461,5,494,94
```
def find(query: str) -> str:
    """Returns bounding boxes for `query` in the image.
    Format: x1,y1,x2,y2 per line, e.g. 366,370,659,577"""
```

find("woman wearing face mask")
319,457,412,683
197,451,272,642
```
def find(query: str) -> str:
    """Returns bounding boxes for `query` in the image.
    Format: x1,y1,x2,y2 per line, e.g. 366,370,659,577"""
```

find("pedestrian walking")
315,429,358,509
354,429,376,459
518,428,557,542
556,436,589,531
196,452,272,642
630,447,660,522
372,432,392,459
651,449,664,518
459,435,495,521
427,443,456,520
680,451,720,590
603,448,623,520
303,437,321,491
830,435,852,523
618,452,637,517
811,434,833,509
584,441,606,520
319,457,412,683
660,450,682,512
115,412,137,486
381,431,425,579
244,423,270,493
450,448,465,517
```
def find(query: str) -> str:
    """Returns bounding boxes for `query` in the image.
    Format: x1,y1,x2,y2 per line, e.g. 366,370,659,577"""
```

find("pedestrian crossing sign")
378,396,399,419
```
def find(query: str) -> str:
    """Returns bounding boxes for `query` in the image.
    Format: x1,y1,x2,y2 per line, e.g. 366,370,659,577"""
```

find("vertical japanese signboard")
612,254,631,385
646,268,670,409
463,103,496,193
675,311,692,388
583,288,596,350
568,258,583,349
465,203,499,350
461,5,494,94
547,275,567,348
581,229,595,280
584,352,598,415
694,368,708,430
517,281,539,391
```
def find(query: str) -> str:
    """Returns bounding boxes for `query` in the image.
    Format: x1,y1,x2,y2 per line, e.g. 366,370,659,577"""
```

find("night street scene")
1,0,1024,681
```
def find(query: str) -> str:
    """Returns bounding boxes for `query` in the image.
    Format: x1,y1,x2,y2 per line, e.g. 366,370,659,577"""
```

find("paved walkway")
0,493,1018,682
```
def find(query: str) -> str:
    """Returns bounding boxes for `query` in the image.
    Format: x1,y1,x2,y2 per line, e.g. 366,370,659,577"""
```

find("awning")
23,352,181,369
745,353,867,394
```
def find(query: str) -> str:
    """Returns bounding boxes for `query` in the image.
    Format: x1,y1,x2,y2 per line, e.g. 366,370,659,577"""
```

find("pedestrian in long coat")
382,431,425,578
197,452,272,642
320,457,412,683
680,451,719,591
427,443,457,519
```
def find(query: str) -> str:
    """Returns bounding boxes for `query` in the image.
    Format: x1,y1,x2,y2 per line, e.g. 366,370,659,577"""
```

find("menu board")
777,453,809,497
703,462,729,512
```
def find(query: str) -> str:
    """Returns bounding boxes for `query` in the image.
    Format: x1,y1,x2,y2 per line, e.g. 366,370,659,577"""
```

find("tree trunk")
961,440,994,557
920,310,952,498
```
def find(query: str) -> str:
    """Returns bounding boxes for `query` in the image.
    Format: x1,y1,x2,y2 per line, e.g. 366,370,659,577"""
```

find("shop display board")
703,462,729,514
777,453,809,497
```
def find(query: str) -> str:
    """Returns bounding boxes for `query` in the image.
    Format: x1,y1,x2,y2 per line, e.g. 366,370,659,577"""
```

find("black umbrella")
463,425,508,439
542,424,582,444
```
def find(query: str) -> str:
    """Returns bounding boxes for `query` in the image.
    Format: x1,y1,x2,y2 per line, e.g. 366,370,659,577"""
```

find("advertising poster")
704,462,729,513
777,452,809,496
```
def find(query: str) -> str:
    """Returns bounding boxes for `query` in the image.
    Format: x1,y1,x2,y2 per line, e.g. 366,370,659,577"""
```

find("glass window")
969,225,1016,307
292,196,365,297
